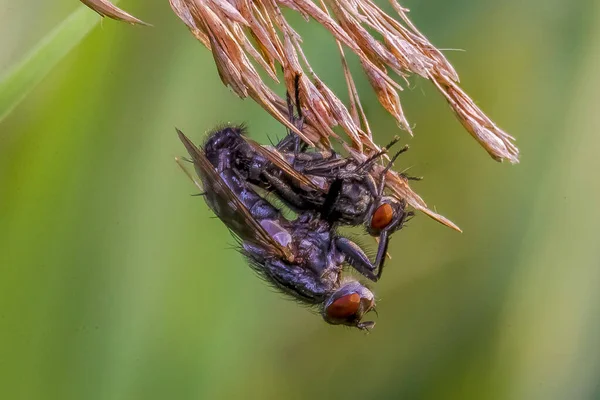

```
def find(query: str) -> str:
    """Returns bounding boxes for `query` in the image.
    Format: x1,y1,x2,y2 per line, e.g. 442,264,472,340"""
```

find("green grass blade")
0,4,120,123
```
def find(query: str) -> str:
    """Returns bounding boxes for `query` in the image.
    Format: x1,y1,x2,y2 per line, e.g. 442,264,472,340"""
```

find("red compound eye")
371,203,394,230
326,293,361,319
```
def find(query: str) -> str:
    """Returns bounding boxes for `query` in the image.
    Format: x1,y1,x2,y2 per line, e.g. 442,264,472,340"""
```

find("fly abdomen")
220,169,282,223
262,259,332,305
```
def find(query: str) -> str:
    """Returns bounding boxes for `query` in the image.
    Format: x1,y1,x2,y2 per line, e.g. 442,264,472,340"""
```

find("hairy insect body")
178,129,378,330
201,125,410,275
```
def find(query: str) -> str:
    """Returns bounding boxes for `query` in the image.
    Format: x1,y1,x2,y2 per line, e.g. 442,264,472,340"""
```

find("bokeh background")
1,0,599,399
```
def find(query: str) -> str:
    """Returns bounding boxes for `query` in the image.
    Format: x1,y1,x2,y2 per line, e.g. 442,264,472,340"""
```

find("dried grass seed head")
80,0,520,231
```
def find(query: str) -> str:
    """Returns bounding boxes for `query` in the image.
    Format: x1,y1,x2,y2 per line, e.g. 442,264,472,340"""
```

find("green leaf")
0,4,120,123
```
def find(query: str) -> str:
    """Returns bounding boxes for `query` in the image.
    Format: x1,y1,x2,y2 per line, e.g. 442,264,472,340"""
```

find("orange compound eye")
326,293,361,319
371,203,394,230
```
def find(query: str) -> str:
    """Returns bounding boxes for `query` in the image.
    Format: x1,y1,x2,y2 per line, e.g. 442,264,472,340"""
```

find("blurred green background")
1,0,599,399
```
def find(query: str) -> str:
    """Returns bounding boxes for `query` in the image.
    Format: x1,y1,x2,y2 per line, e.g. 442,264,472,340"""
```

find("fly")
201,123,413,279
177,129,381,330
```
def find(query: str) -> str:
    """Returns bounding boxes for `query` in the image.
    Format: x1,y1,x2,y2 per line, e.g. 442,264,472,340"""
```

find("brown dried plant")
81,0,520,231
80,0,151,25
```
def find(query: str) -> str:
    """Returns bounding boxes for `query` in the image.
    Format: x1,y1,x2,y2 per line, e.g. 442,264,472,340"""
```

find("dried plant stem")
80,0,519,231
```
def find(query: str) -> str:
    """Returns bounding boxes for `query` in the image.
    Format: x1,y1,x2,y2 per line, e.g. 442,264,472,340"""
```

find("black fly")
200,124,412,280
177,129,380,330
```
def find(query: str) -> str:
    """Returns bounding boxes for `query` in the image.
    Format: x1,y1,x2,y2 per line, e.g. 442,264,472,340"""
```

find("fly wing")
241,136,325,193
177,129,292,261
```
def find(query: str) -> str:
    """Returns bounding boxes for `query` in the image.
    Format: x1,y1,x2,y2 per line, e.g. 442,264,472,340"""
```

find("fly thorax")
248,154,267,181
297,236,327,274
337,183,370,218
204,126,244,163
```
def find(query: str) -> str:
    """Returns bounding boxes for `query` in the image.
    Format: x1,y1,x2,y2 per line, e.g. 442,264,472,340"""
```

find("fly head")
367,197,408,237
322,280,376,330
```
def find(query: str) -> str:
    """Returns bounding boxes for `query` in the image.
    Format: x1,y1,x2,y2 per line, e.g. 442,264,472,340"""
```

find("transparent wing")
177,129,293,261
241,136,326,193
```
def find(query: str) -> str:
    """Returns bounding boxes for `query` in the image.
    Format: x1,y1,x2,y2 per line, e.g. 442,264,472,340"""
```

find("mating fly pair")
176,94,413,330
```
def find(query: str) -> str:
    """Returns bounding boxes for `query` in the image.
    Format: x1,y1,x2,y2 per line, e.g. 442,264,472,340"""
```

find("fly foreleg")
373,230,390,280
261,171,316,210
334,237,379,282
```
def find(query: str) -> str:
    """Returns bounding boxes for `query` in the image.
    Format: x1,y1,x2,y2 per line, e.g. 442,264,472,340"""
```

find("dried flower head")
81,0,519,232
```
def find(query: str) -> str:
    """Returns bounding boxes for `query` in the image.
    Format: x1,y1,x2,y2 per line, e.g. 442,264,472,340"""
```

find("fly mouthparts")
357,321,376,331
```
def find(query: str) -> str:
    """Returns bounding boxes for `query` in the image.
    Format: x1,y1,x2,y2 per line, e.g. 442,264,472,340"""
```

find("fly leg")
336,230,398,281
371,206,408,279
355,136,401,173
334,237,379,282
243,244,331,304
261,170,318,210
401,172,423,182
360,145,409,232
290,73,304,133
373,230,390,279
361,147,410,277
277,74,306,158
302,157,350,175
339,140,405,199
375,145,409,196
